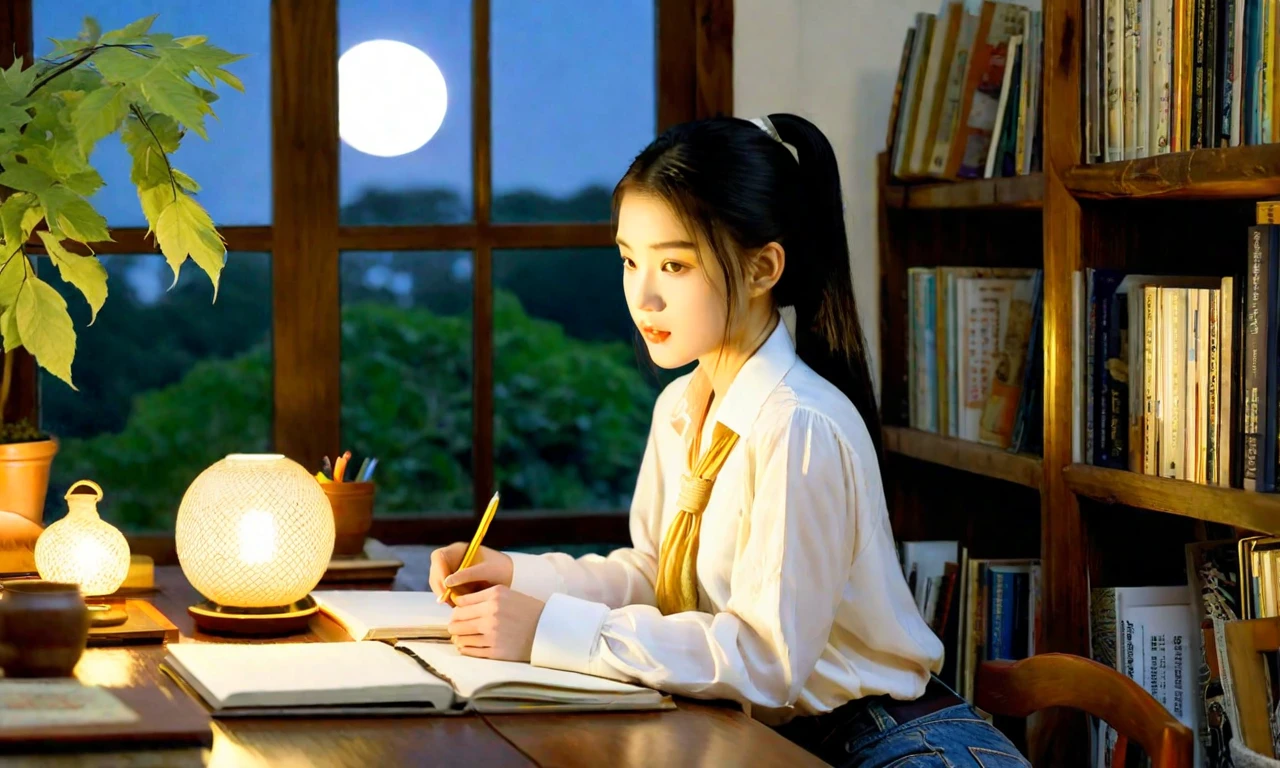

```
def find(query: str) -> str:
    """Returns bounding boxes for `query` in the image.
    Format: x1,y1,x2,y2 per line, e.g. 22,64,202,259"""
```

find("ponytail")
769,114,883,461
613,112,883,461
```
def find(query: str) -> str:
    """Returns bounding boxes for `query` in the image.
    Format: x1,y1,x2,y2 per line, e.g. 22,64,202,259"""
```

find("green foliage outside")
49,289,657,531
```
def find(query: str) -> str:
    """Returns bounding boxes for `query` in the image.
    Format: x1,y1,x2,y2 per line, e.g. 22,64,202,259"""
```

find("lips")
640,324,670,344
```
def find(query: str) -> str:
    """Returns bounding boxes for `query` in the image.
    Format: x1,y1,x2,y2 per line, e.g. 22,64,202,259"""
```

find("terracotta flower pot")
322,482,375,557
0,438,58,526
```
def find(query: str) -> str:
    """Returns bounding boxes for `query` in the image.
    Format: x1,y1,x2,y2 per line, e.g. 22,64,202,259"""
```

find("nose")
627,265,665,314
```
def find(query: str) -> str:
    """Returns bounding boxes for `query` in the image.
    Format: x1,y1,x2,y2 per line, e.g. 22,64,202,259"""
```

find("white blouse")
507,319,944,725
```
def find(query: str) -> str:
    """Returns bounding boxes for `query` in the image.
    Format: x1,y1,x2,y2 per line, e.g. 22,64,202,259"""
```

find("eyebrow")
615,238,697,251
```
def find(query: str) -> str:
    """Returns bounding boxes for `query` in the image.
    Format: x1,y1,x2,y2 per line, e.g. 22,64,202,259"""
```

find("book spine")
1144,286,1160,474
1245,226,1266,489
1268,227,1280,491
1208,288,1220,484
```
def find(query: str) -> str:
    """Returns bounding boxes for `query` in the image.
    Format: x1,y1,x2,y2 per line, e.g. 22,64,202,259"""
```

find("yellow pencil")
439,490,501,604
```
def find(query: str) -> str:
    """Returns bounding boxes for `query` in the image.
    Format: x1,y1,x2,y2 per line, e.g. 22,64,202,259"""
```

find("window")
5,0,731,548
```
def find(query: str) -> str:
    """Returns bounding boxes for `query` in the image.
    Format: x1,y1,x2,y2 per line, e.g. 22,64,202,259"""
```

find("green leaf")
41,186,110,244
175,35,207,48
74,82,129,156
138,66,210,139
38,230,107,325
0,246,29,309
137,183,172,233
210,67,244,93
80,17,102,46
0,58,38,99
0,192,42,247
15,276,76,390
172,169,200,193
0,163,54,194
62,169,104,197
92,47,159,84
154,191,225,298
100,14,158,45
0,105,32,134
0,302,19,353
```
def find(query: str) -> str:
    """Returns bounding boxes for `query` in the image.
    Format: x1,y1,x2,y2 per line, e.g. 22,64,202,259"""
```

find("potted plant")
0,15,243,524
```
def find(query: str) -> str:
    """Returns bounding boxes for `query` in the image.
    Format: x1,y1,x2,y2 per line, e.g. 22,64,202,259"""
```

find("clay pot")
0,438,58,526
0,580,89,677
322,482,375,557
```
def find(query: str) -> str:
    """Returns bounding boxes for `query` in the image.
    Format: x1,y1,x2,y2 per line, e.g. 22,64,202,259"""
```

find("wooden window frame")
3,0,732,559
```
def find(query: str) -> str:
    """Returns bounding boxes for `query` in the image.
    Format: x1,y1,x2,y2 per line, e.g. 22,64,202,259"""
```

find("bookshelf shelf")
1062,464,1280,534
1063,144,1280,202
883,172,1044,210
883,426,1042,490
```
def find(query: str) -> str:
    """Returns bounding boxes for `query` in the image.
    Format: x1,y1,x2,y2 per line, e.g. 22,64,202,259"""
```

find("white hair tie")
747,116,799,162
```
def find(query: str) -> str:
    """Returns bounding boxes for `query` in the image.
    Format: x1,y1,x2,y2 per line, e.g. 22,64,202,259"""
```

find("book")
162,641,672,717
312,589,451,641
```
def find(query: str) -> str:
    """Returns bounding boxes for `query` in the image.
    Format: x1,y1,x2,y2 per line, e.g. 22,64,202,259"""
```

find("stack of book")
897,540,1042,701
887,0,1043,181
905,266,1043,453
1076,201,1280,491
1083,0,1280,162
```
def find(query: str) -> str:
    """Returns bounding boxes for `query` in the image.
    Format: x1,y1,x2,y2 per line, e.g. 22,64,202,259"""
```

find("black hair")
612,113,882,460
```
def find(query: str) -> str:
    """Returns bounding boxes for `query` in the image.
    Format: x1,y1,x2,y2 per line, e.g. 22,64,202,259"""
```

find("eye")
662,261,687,274
620,255,636,270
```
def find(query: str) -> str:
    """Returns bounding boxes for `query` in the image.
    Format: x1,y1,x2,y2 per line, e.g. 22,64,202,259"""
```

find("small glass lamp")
34,480,130,626
176,453,335,635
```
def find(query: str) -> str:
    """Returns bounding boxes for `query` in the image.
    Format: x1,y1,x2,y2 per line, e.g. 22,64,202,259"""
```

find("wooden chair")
1221,616,1280,757
976,652,1194,768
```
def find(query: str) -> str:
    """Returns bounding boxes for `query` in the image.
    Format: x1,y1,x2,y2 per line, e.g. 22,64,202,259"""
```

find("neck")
698,302,780,407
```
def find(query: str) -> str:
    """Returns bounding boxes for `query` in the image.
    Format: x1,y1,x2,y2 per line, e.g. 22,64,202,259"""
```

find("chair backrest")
975,653,1193,768
1221,616,1280,757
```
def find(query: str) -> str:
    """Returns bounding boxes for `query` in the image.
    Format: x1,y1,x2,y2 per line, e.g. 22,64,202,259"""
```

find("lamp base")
87,598,129,627
188,595,319,636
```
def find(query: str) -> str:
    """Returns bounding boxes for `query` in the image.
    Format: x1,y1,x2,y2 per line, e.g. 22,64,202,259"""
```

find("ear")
747,242,785,298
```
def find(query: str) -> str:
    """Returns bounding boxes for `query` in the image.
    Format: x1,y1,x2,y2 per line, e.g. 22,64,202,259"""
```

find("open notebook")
162,641,672,717
311,590,451,641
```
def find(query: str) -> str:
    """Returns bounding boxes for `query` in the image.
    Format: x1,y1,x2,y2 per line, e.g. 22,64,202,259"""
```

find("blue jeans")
776,681,1032,767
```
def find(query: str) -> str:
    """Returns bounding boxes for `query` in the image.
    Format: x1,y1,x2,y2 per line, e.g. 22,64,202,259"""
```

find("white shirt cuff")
507,551,560,601
530,593,610,676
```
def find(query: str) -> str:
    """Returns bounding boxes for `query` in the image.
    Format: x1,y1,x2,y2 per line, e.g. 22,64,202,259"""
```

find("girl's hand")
429,543,513,605
447,585,546,661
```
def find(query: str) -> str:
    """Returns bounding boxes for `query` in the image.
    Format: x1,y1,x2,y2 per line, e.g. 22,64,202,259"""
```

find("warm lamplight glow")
176,454,334,609
35,480,130,597
338,39,448,157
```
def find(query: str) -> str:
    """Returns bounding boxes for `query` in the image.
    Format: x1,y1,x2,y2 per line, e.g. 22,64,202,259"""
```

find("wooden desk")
13,566,823,767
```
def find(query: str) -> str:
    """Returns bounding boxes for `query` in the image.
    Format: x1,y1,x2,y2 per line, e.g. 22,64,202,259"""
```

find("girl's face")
616,192,728,370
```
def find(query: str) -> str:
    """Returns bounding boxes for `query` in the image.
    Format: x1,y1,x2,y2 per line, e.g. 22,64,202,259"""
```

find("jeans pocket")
880,754,950,768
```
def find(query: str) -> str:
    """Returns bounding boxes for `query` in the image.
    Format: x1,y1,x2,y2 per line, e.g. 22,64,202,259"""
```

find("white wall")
735,0,938,395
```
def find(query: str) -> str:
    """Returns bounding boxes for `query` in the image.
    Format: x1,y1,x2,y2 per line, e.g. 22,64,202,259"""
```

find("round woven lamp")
176,454,334,635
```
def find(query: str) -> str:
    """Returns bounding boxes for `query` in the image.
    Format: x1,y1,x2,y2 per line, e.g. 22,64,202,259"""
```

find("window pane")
32,2,270,227
491,1,655,223
339,2,472,225
38,253,272,533
492,248,681,512
340,251,473,515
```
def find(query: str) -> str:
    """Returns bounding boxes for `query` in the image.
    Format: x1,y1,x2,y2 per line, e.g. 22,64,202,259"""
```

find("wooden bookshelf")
883,426,1042,490
1063,465,1280,534
875,2,1280,762
883,172,1044,210
1063,144,1280,201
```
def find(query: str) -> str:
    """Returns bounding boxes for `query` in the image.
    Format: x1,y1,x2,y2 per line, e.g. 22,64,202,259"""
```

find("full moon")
338,40,448,157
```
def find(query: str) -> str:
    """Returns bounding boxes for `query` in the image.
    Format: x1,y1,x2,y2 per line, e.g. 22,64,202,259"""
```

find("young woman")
429,114,1031,768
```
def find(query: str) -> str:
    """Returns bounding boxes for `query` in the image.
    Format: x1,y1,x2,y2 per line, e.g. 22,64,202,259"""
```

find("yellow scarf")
654,421,740,614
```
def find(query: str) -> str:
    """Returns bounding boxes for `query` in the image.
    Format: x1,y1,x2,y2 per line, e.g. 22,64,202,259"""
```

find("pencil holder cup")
322,482,375,557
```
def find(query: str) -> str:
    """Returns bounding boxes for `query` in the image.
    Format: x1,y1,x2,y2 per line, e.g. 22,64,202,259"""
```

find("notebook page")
165,641,451,709
312,590,452,640
398,642,656,700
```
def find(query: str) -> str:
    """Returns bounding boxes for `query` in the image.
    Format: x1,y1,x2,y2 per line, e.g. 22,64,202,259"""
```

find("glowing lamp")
35,480,131,625
175,454,334,635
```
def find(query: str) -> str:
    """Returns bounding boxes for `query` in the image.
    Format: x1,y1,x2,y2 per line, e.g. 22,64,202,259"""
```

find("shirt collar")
668,317,797,443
